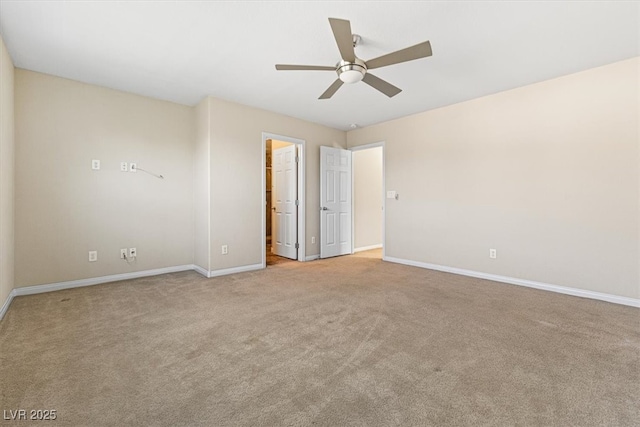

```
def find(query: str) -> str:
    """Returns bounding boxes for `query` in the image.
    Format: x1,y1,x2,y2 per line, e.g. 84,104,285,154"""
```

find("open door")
272,144,298,259
320,146,352,258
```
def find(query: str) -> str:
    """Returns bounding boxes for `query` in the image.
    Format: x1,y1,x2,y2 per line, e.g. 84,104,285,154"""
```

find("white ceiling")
1,1,638,131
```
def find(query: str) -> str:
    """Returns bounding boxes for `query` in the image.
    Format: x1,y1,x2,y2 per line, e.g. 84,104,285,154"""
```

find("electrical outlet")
221,245,228,255
311,236,316,244
91,159,100,170
120,248,127,259
120,162,128,172
89,251,98,262
489,249,497,259
129,163,137,172
129,248,137,258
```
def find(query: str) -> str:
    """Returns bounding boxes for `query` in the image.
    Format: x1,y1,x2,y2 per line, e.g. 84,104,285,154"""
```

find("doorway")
262,133,305,267
351,143,384,259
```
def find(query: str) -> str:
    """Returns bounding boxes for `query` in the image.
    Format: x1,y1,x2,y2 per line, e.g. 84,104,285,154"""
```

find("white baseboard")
0,265,196,321
0,290,15,321
354,244,383,253
383,256,640,308
192,264,209,277
4,256,636,321
0,262,271,321
13,265,195,298
206,263,263,278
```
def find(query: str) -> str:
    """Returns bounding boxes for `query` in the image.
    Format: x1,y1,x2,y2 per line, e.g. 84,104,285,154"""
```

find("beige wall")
5,52,637,303
207,97,346,270
15,70,194,287
0,36,15,307
353,146,383,250
194,97,211,272
348,57,639,299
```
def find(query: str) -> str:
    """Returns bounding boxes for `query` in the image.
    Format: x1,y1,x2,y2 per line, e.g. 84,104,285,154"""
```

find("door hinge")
295,199,299,206
295,156,300,163
295,243,299,249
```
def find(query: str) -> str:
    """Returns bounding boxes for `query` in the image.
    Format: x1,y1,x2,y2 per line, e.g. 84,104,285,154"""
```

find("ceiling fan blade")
276,64,336,71
329,18,356,62
365,41,432,70
319,79,344,99
362,73,402,98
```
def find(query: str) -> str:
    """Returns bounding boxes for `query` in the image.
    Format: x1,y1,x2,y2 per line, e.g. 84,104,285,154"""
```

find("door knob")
321,207,329,211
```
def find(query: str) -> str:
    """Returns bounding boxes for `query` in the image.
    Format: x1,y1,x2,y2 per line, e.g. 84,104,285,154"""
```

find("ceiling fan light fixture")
339,69,365,84
337,59,366,84
275,18,432,99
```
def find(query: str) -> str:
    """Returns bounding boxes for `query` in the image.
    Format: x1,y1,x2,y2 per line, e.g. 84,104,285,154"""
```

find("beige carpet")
1,251,639,426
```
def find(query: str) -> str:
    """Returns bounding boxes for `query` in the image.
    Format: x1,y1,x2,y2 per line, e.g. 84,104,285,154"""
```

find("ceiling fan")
275,18,432,99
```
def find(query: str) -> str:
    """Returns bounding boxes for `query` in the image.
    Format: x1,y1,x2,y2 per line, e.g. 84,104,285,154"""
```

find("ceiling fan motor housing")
337,58,367,84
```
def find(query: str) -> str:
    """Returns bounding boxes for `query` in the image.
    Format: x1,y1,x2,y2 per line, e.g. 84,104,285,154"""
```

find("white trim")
262,133,306,263
0,264,196,320
0,290,15,320
0,262,269,321
354,244,383,253
261,136,267,269
381,144,386,260
383,256,640,308
206,263,263,278
192,264,209,277
4,257,637,322
297,143,306,261
13,265,195,297
349,141,386,152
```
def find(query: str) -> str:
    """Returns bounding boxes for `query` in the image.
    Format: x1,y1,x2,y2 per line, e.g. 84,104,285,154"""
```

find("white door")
272,144,298,259
320,146,352,258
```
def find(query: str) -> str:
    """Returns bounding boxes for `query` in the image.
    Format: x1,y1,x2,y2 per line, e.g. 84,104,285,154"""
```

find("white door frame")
349,141,386,259
262,132,306,266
